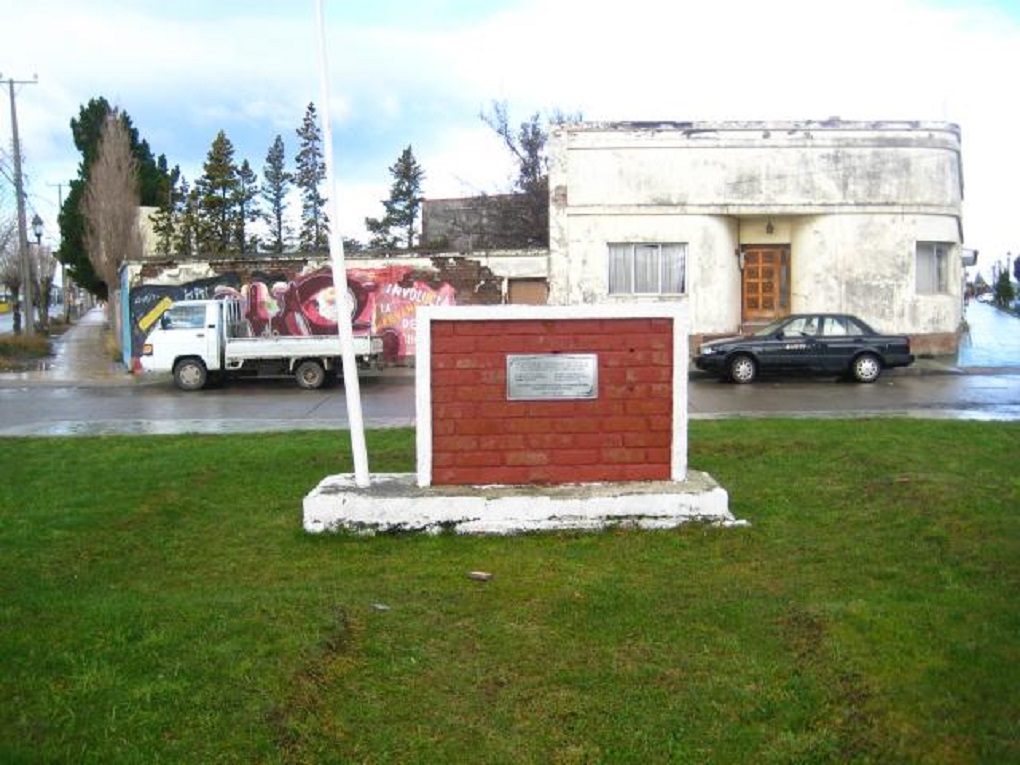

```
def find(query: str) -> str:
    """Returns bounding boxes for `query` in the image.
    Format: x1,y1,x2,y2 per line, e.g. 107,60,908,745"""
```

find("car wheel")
728,354,757,384
851,353,882,383
173,358,207,391
295,360,327,390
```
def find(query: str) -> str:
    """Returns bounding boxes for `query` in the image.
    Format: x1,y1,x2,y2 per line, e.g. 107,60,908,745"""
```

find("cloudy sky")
3,0,1018,274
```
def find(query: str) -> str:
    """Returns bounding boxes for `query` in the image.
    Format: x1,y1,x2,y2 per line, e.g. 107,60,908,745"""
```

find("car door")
815,316,859,373
767,316,821,372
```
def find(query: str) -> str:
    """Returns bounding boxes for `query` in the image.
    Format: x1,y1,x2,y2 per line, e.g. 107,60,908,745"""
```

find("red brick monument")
304,303,737,534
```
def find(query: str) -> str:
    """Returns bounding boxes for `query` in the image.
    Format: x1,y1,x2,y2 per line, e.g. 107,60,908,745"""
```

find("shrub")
0,333,52,359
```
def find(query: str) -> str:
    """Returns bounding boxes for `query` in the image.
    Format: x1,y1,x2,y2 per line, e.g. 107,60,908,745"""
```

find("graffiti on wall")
348,266,456,360
129,265,457,363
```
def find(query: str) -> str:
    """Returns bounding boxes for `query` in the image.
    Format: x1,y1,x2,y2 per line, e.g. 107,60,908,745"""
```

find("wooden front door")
742,246,790,323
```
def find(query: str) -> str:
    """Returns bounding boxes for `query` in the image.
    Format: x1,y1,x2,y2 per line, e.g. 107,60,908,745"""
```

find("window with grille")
608,243,687,295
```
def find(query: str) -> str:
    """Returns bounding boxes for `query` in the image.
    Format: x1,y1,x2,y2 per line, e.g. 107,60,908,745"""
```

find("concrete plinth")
303,471,744,535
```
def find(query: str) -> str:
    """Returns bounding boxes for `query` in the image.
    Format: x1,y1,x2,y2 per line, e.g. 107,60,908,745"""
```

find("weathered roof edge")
555,118,960,134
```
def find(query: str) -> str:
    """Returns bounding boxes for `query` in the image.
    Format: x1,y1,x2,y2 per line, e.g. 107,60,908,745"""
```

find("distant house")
547,119,967,354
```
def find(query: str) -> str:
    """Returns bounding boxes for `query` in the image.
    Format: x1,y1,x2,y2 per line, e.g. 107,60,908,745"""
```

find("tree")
81,112,143,295
261,135,292,254
0,223,22,333
478,101,580,248
194,130,240,255
177,179,198,258
58,97,168,298
480,102,548,247
31,245,58,331
365,145,425,251
993,268,1016,308
149,158,183,257
234,159,260,254
294,103,329,252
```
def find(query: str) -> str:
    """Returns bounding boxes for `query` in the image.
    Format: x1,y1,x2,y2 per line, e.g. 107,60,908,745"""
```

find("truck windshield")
164,305,206,329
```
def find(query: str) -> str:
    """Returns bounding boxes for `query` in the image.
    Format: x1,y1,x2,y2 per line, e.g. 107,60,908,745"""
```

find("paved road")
1,306,1019,436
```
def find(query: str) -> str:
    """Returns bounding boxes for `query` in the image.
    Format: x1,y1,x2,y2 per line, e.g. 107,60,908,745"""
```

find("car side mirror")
160,314,171,330
775,330,785,340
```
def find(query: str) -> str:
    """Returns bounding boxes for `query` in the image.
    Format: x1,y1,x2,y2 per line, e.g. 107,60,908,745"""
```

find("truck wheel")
173,358,207,391
295,360,327,390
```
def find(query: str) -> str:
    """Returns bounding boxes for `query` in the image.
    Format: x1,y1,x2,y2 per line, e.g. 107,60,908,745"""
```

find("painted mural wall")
126,263,460,367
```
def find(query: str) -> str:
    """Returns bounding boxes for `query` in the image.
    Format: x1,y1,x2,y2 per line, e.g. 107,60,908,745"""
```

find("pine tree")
294,103,329,253
177,179,197,258
150,158,183,256
365,145,425,251
234,159,260,254
194,130,240,255
262,135,291,253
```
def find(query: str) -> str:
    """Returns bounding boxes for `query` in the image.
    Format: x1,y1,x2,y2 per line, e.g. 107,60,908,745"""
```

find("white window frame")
916,242,951,295
608,243,687,296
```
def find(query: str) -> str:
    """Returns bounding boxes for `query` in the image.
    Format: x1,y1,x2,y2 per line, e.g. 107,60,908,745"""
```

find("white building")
548,119,965,354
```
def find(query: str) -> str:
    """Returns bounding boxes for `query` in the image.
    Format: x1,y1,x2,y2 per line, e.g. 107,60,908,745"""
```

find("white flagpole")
314,0,370,487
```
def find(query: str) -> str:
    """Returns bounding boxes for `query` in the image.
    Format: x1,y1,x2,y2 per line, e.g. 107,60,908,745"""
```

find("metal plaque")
506,354,598,401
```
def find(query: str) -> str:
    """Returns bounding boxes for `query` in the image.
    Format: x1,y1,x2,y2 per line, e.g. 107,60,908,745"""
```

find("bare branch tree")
31,245,58,330
478,101,579,248
0,217,23,332
82,112,143,293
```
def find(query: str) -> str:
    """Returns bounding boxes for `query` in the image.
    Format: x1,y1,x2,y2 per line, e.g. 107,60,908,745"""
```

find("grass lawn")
1,421,1017,763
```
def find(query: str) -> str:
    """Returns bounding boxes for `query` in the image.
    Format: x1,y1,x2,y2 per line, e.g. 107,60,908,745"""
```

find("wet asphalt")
1,303,1018,436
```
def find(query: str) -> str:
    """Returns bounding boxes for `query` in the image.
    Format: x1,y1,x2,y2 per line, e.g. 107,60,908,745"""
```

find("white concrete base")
303,472,744,535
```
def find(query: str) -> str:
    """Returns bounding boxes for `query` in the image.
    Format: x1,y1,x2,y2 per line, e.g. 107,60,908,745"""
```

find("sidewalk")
0,307,137,387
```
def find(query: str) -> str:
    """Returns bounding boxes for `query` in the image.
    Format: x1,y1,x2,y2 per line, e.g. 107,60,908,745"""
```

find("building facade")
547,120,966,353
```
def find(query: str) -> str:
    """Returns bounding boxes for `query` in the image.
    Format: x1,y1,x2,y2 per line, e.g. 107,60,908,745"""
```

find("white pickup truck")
140,298,384,391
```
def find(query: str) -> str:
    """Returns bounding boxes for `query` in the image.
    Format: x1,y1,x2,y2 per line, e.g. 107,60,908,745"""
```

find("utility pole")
3,74,38,336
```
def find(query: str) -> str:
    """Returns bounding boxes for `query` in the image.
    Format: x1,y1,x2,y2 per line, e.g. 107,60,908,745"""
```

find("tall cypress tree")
365,145,425,250
294,103,329,253
261,135,291,254
194,130,239,255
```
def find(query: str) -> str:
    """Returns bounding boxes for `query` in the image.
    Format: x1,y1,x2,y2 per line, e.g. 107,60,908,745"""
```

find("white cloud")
1,0,1017,261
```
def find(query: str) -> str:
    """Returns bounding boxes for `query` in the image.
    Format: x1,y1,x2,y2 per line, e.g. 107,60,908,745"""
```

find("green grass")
1,422,1017,764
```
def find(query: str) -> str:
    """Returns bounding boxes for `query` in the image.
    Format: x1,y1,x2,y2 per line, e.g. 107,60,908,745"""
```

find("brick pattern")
431,318,674,486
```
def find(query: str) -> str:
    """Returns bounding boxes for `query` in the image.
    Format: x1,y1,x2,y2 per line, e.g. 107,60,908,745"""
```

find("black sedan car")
694,313,914,384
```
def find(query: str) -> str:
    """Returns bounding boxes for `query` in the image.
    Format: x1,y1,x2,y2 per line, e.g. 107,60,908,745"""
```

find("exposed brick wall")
431,318,674,486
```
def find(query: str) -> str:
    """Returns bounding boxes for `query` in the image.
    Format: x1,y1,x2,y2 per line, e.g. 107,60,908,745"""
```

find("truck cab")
141,300,231,390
